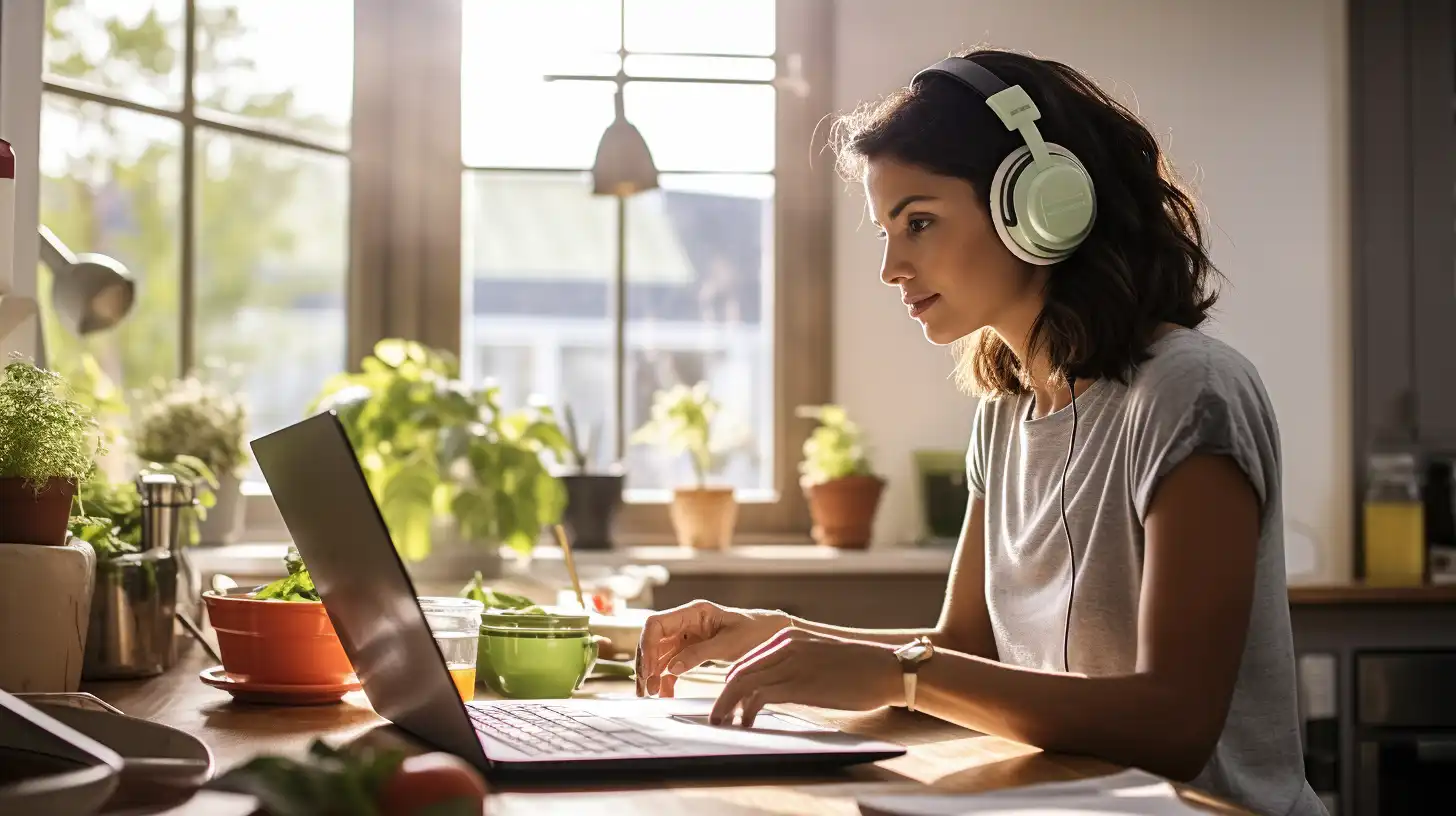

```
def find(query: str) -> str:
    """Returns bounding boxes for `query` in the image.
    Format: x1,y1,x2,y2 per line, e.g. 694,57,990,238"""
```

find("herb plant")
311,339,572,560
133,372,250,477
630,382,723,488
68,456,218,559
459,570,542,613
0,357,104,489
253,546,320,602
796,404,876,487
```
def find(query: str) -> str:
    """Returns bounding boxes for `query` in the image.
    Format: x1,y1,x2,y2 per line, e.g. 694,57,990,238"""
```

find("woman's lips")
907,293,941,319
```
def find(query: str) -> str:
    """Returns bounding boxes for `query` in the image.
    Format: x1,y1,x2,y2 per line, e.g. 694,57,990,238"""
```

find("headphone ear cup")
989,145,1096,266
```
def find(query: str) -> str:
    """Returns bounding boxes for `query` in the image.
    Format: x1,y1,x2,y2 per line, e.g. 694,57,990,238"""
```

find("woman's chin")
921,320,966,346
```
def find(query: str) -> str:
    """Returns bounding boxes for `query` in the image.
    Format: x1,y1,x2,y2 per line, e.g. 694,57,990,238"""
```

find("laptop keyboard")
467,704,673,757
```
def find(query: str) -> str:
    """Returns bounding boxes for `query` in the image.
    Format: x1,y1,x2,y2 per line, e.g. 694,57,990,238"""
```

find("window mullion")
180,0,198,375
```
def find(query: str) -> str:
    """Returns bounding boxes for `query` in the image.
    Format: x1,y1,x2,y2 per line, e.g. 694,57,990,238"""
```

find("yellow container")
1363,500,1425,586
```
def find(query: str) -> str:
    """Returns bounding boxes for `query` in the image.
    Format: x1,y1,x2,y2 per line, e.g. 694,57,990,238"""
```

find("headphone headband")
911,57,1009,101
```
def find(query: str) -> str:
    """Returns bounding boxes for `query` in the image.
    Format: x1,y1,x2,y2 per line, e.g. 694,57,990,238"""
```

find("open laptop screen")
251,411,491,771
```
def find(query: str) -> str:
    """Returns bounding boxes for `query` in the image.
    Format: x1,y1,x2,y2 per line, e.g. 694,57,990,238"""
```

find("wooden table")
82,638,1243,815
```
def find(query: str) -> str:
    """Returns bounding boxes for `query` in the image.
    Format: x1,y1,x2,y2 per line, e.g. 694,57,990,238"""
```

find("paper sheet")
857,769,1206,816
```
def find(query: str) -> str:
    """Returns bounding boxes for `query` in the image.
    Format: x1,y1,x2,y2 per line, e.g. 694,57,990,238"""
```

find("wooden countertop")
1288,582,1456,605
79,640,1247,815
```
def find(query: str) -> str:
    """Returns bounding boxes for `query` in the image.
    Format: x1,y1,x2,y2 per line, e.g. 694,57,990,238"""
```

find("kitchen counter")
1287,582,1456,604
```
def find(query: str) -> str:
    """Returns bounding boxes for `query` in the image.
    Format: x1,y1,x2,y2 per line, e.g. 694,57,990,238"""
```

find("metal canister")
79,472,199,680
81,548,180,680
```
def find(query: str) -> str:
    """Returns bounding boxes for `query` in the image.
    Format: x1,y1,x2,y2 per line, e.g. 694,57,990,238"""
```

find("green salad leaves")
254,546,320,602
459,571,543,614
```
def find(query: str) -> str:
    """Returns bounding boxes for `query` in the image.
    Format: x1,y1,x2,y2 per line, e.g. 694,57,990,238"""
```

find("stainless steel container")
81,549,179,680
80,471,200,680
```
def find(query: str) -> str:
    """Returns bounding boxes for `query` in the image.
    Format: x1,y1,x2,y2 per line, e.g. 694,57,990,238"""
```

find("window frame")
137,0,828,546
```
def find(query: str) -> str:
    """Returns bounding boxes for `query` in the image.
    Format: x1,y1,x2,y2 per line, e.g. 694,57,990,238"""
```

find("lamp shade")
591,114,659,197
38,225,135,336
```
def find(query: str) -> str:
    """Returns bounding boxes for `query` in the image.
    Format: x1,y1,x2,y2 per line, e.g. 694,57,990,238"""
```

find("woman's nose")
879,242,913,286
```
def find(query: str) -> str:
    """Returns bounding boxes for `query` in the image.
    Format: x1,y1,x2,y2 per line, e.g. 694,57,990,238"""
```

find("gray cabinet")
1351,0,1456,576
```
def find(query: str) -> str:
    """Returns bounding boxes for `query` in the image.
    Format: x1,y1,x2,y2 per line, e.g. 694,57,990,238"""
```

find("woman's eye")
908,217,933,234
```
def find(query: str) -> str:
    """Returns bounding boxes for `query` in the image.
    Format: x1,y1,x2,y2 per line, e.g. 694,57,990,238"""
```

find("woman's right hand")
635,600,790,697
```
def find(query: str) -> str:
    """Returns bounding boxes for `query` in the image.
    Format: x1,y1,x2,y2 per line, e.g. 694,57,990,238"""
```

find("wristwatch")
893,636,935,712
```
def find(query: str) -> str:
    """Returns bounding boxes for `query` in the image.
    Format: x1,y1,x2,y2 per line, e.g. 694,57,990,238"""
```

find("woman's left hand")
708,627,904,726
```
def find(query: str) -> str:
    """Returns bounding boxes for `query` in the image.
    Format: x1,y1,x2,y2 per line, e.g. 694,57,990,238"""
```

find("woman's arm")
905,453,1259,781
788,498,999,659
710,453,1260,783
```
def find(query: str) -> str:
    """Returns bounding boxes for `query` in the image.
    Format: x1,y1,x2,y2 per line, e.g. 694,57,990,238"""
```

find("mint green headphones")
912,57,1097,265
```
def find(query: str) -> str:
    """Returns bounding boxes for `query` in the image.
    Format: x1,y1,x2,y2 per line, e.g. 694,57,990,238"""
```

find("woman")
634,48,1324,816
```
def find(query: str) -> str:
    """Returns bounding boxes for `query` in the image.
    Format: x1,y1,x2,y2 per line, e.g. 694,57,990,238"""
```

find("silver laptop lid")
250,411,490,771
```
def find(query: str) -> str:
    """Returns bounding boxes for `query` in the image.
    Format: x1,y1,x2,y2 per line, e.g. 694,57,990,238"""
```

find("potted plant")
557,404,624,551
0,357,105,693
311,339,572,562
797,404,885,549
0,358,104,544
201,546,356,699
132,372,248,546
631,382,738,550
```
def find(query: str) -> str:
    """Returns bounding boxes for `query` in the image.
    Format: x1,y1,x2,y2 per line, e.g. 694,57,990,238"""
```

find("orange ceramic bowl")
203,589,354,686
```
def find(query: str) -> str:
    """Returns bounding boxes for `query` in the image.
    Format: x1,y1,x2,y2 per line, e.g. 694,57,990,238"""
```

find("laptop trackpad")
669,712,836,733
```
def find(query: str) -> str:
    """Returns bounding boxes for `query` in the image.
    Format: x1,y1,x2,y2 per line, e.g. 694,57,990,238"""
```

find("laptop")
250,410,906,776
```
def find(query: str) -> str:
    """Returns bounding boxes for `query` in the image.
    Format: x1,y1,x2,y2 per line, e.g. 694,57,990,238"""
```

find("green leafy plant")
796,404,876,487
311,339,572,560
629,382,727,488
208,739,483,816
133,372,250,478
253,546,320,602
559,403,599,473
459,570,543,614
68,456,219,559
0,356,104,489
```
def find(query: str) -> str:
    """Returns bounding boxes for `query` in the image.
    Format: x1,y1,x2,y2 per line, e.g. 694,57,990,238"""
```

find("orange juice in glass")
418,596,484,702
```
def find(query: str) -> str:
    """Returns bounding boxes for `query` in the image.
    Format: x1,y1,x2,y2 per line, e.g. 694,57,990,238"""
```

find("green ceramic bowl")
477,609,598,699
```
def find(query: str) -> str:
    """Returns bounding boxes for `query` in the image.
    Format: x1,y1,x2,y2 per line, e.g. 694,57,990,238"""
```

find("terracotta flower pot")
203,590,354,686
669,487,738,550
806,475,886,549
0,476,78,546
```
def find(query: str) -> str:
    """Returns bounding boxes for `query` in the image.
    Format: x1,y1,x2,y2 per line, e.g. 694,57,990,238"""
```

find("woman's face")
864,157,1040,346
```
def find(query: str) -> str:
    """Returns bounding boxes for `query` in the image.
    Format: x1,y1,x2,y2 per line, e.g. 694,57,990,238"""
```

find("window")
39,0,353,481
459,0,830,539
38,0,831,543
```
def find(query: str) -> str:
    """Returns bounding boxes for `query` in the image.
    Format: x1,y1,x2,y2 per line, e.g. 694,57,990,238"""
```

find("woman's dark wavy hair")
830,48,1221,397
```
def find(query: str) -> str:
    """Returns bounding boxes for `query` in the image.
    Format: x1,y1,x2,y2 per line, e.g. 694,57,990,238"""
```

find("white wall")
832,0,1351,583
0,0,44,362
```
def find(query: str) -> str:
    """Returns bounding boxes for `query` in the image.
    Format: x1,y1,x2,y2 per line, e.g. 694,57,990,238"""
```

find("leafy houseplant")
557,404,624,551
311,339,572,561
797,404,885,549
69,456,219,560
133,372,249,546
631,382,738,550
0,357,105,545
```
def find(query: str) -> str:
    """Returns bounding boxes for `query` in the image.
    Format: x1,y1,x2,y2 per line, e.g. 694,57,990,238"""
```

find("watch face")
897,642,929,663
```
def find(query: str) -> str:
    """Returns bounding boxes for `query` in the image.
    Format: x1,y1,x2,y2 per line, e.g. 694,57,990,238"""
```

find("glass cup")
419,596,485,702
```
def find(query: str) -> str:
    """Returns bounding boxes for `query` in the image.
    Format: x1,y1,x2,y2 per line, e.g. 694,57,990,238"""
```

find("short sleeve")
1127,349,1278,524
967,397,989,499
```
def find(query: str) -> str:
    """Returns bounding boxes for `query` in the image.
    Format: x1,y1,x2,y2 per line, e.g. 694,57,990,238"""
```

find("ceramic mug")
476,610,598,699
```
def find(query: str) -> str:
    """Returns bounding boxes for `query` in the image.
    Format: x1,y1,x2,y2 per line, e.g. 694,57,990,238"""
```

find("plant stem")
691,446,709,489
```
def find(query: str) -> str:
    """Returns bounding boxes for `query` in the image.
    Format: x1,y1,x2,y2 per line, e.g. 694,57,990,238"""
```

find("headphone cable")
1060,376,1080,674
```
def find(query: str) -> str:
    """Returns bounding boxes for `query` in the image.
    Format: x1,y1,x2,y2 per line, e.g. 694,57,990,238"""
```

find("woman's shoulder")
1124,326,1274,417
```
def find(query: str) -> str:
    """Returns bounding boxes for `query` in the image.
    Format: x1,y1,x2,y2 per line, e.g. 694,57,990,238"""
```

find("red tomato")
376,752,488,816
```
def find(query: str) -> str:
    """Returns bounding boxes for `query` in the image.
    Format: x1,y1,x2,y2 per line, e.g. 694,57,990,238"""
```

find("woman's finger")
711,653,793,725
739,680,798,728
638,603,715,695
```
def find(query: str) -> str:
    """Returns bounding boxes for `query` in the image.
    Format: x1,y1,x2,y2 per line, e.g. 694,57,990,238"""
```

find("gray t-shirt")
967,328,1325,816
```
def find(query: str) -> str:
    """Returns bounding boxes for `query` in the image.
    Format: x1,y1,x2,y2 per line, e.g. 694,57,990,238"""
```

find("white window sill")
186,539,956,584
